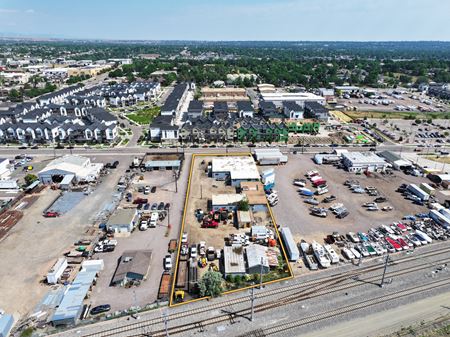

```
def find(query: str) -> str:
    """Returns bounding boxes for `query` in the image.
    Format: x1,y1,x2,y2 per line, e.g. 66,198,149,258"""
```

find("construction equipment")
198,257,207,268
175,290,185,302
209,262,219,272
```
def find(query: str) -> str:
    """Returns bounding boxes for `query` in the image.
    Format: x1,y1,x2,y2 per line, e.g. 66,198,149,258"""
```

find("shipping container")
420,183,435,195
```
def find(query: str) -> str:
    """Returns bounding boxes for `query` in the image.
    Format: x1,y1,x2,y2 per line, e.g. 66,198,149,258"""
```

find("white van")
149,212,158,228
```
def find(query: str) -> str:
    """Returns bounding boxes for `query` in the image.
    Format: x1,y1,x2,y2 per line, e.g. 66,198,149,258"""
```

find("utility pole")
259,256,264,289
163,310,169,337
380,254,390,288
250,285,255,322
173,170,178,193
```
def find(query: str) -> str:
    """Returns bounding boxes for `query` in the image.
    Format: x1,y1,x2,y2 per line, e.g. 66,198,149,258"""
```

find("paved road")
0,144,438,158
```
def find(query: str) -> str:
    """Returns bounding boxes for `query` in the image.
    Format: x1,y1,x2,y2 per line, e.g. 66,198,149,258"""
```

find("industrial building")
253,148,288,165
144,160,181,171
106,208,138,233
51,260,103,326
211,194,244,211
111,250,152,287
378,151,412,170
211,156,260,186
342,152,390,173
38,155,103,184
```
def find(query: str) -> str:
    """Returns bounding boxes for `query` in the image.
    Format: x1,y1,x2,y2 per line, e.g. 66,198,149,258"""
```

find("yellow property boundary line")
169,153,294,307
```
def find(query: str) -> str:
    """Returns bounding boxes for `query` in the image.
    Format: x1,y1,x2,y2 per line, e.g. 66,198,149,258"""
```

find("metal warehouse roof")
51,262,103,323
224,246,246,275
144,160,181,168
212,156,260,180
246,244,269,269
212,194,244,206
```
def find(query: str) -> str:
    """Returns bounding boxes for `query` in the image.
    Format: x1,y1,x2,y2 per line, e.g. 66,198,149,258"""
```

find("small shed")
237,210,253,228
106,209,138,233
223,246,246,277
246,244,270,274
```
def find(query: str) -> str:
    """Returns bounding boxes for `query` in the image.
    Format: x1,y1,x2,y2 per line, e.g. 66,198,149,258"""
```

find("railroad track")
242,277,450,337
69,244,450,337
144,257,450,337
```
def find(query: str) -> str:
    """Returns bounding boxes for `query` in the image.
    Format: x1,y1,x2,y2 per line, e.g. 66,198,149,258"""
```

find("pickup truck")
207,247,215,261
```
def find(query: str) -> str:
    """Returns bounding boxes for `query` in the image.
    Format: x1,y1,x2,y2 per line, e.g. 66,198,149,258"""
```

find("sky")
0,0,450,41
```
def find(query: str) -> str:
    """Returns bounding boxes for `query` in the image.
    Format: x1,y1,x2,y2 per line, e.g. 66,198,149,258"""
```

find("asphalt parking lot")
89,155,191,313
271,154,429,244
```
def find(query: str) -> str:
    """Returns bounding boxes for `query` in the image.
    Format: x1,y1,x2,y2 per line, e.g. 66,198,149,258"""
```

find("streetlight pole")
250,285,255,322
259,256,264,289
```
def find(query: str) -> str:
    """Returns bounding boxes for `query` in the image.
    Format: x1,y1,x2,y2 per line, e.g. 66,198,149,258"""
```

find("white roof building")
342,152,390,173
260,92,325,106
38,155,103,184
211,156,260,185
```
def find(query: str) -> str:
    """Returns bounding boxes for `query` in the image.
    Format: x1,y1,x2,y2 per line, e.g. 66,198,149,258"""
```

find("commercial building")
38,155,103,184
211,194,244,211
200,87,247,104
106,208,138,233
253,148,288,165
144,160,181,171
51,260,103,326
0,158,11,180
342,152,390,173
260,92,325,105
111,250,152,287
211,156,260,186
378,151,412,170
223,246,246,277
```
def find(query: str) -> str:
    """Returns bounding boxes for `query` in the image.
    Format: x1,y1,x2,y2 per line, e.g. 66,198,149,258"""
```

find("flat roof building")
261,92,325,105
106,209,138,234
246,244,270,274
211,193,244,211
342,152,390,173
211,156,260,186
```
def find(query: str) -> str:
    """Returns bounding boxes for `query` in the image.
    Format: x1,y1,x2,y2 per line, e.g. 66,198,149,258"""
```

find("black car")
126,192,132,202
137,204,143,210
111,160,119,169
18,146,27,149
164,203,171,210
247,143,256,148
90,304,111,315
158,202,165,210
151,186,156,193
151,203,158,210
337,211,349,219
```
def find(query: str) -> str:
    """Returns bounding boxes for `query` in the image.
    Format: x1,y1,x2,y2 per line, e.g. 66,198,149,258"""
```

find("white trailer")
430,209,450,229
407,184,429,201
280,227,300,261
47,258,68,284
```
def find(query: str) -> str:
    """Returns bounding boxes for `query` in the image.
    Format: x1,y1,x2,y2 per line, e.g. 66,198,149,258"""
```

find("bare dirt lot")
89,160,190,312
271,154,429,245
0,155,131,317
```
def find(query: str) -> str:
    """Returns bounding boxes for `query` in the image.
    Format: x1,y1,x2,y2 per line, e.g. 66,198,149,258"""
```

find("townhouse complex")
0,81,160,144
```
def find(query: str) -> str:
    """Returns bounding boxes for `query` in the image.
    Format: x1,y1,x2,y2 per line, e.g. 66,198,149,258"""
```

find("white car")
181,233,188,244
190,246,197,259
164,255,172,270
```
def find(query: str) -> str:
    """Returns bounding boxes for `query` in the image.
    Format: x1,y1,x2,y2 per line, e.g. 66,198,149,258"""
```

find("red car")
397,237,411,250
396,222,408,232
44,211,60,218
385,237,402,251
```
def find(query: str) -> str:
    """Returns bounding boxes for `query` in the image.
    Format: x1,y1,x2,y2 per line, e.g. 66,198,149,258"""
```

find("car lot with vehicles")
271,154,429,268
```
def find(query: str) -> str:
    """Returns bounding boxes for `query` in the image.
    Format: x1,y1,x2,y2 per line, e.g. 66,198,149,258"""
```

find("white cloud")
0,8,18,13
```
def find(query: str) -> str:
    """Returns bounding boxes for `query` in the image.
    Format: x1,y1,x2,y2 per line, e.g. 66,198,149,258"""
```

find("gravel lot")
89,156,191,313
271,154,429,243
0,155,130,316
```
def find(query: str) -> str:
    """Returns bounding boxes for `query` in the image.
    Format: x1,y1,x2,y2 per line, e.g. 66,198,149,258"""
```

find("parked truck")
206,247,215,261
176,260,188,291
168,239,177,253
407,184,430,201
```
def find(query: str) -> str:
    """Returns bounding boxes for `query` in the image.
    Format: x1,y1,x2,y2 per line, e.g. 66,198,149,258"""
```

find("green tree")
24,174,38,186
237,199,249,211
198,271,224,297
